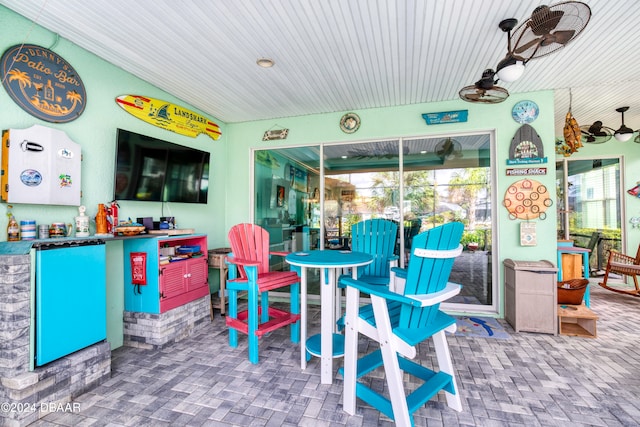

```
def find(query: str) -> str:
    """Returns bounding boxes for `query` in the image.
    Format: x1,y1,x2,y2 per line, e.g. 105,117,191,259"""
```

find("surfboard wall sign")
115,95,221,141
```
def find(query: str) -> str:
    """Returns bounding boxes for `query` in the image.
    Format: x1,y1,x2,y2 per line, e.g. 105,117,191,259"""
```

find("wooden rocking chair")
598,245,640,297
340,222,464,426
225,223,301,363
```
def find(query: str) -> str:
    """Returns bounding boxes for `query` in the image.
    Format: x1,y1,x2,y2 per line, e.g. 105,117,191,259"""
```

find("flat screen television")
114,129,210,203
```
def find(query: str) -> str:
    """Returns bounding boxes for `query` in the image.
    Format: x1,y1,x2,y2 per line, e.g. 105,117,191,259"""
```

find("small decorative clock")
512,100,539,124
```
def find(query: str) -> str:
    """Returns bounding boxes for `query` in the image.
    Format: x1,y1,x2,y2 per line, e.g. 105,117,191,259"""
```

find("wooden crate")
558,304,598,338
208,249,231,317
561,253,583,280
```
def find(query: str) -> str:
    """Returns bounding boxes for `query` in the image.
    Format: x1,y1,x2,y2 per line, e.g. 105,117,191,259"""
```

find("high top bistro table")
286,250,373,384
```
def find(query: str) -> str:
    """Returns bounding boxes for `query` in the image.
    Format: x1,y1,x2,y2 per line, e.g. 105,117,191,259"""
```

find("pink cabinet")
124,234,209,314
159,256,209,312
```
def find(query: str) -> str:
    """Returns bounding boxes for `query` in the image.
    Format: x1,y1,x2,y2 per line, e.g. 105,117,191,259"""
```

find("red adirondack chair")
226,223,300,363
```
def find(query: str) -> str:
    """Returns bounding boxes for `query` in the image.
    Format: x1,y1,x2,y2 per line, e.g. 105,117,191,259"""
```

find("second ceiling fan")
578,107,637,144
460,1,592,104
458,69,509,104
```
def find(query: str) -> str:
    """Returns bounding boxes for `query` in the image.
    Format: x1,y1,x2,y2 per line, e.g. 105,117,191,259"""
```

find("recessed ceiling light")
420,150,427,154
256,58,274,68
341,155,348,159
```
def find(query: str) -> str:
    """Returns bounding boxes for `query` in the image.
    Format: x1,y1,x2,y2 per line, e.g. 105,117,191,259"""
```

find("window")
556,157,623,273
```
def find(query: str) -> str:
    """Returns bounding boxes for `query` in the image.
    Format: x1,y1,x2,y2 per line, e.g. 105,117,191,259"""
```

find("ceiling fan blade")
541,29,575,47
480,94,507,102
529,7,564,36
514,36,542,54
588,121,603,134
465,92,483,100
542,30,576,46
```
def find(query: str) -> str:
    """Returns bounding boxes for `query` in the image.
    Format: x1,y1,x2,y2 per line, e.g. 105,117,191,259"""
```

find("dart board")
503,178,553,220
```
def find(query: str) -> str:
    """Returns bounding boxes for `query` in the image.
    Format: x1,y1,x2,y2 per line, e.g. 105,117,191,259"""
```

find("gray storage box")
504,259,558,335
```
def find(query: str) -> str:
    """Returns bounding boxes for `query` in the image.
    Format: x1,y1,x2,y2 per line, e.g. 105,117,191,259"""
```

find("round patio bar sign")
1,44,86,122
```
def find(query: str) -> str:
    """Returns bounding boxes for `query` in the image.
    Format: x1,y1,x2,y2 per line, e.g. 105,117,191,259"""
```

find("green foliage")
459,229,491,249
570,228,621,252
342,214,361,237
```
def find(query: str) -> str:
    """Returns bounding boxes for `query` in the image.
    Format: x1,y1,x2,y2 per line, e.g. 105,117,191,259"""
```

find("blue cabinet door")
36,243,106,366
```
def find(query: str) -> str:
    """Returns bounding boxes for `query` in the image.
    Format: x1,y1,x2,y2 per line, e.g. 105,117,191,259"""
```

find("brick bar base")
123,295,210,349
0,254,111,427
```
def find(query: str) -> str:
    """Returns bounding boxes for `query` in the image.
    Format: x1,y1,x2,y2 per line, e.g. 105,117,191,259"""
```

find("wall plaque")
506,167,547,176
1,44,86,123
422,110,468,125
506,124,547,165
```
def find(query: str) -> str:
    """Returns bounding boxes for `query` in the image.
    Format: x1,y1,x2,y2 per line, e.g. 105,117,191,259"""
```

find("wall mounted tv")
114,129,210,203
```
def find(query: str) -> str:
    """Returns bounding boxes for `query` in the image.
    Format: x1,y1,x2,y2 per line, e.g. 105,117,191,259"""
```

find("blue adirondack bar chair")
340,222,464,426
335,219,399,332
225,223,300,364
348,218,399,286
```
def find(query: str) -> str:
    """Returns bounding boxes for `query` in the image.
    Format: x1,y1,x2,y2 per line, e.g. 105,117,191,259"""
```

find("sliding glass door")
321,141,401,251
401,134,494,307
252,131,498,312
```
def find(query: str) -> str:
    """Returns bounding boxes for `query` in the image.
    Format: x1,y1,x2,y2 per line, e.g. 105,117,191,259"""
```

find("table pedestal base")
306,333,345,358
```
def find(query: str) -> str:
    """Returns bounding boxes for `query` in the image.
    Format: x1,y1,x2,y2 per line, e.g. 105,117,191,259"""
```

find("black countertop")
0,233,166,255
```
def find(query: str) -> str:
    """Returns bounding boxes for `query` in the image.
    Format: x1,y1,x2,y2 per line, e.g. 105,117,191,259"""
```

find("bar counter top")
0,232,167,255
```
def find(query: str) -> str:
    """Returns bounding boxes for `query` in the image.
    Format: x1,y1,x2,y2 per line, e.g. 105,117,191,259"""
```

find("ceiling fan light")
614,106,633,141
614,128,633,142
496,57,525,83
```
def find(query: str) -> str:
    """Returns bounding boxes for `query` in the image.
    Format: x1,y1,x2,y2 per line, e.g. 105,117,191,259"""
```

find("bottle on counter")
110,200,119,236
7,215,19,241
95,203,108,235
75,205,90,237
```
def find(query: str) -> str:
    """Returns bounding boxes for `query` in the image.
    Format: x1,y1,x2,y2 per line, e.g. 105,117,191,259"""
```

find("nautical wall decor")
503,179,552,220
511,100,539,124
506,167,547,176
340,113,360,133
1,44,86,123
422,110,468,125
115,95,222,140
507,124,547,165
263,128,289,141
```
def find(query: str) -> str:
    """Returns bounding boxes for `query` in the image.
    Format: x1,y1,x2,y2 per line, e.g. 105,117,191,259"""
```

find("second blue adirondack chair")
335,219,399,332
340,222,465,426
348,218,399,286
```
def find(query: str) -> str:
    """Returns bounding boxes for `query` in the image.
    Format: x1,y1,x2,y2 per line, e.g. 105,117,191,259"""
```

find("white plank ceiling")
1,0,640,139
